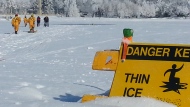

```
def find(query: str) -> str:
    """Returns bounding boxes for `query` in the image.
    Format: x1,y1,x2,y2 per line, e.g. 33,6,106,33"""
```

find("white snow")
0,15,187,107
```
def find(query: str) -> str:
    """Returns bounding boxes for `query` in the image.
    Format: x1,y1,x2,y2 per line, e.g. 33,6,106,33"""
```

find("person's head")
31,14,34,17
25,16,26,18
15,14,18,17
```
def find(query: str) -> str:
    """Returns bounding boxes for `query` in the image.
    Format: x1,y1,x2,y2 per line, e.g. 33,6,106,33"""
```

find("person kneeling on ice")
11,14,21,34
28,14,36,32
121,28,133,62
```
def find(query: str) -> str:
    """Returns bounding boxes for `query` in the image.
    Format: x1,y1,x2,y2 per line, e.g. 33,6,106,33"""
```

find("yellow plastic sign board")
92,50,119,71
109,43,190,107
81,94,107,103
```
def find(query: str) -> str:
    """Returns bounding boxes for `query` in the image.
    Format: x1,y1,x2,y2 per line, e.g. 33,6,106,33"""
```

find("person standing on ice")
23,16,28,27
121,28,133,62
11,14,21,34
28,14,36,32
44,16,49,27
37,16,41,27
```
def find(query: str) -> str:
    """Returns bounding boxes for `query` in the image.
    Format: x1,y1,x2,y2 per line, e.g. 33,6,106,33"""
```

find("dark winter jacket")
37,16,41,23
44,17,49,22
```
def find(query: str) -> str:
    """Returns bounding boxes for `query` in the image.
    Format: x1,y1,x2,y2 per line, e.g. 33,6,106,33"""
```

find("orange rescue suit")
28,16,36,31
11,16,21,32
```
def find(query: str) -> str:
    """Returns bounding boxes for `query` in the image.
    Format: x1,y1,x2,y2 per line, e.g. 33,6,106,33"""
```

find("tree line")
0,0,190,18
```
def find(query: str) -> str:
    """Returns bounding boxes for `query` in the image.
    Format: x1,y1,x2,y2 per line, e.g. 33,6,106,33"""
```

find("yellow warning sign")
92,50,119,71
109,43,190,107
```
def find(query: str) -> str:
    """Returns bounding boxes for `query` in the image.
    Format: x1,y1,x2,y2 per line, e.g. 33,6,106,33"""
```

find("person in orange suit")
11,14,21,34
23,16,28,27
28,14,36,32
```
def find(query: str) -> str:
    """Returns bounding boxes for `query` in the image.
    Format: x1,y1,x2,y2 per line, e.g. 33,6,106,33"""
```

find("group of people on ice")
11,14,49,34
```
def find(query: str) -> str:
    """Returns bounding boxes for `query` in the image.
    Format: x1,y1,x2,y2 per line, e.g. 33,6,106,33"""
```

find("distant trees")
42,0,54,14
67,0,80,17
0,0,190,18
53,0,64,14
155,0,190,17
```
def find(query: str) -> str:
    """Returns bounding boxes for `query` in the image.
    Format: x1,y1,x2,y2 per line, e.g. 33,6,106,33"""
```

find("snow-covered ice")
1,15,188,107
